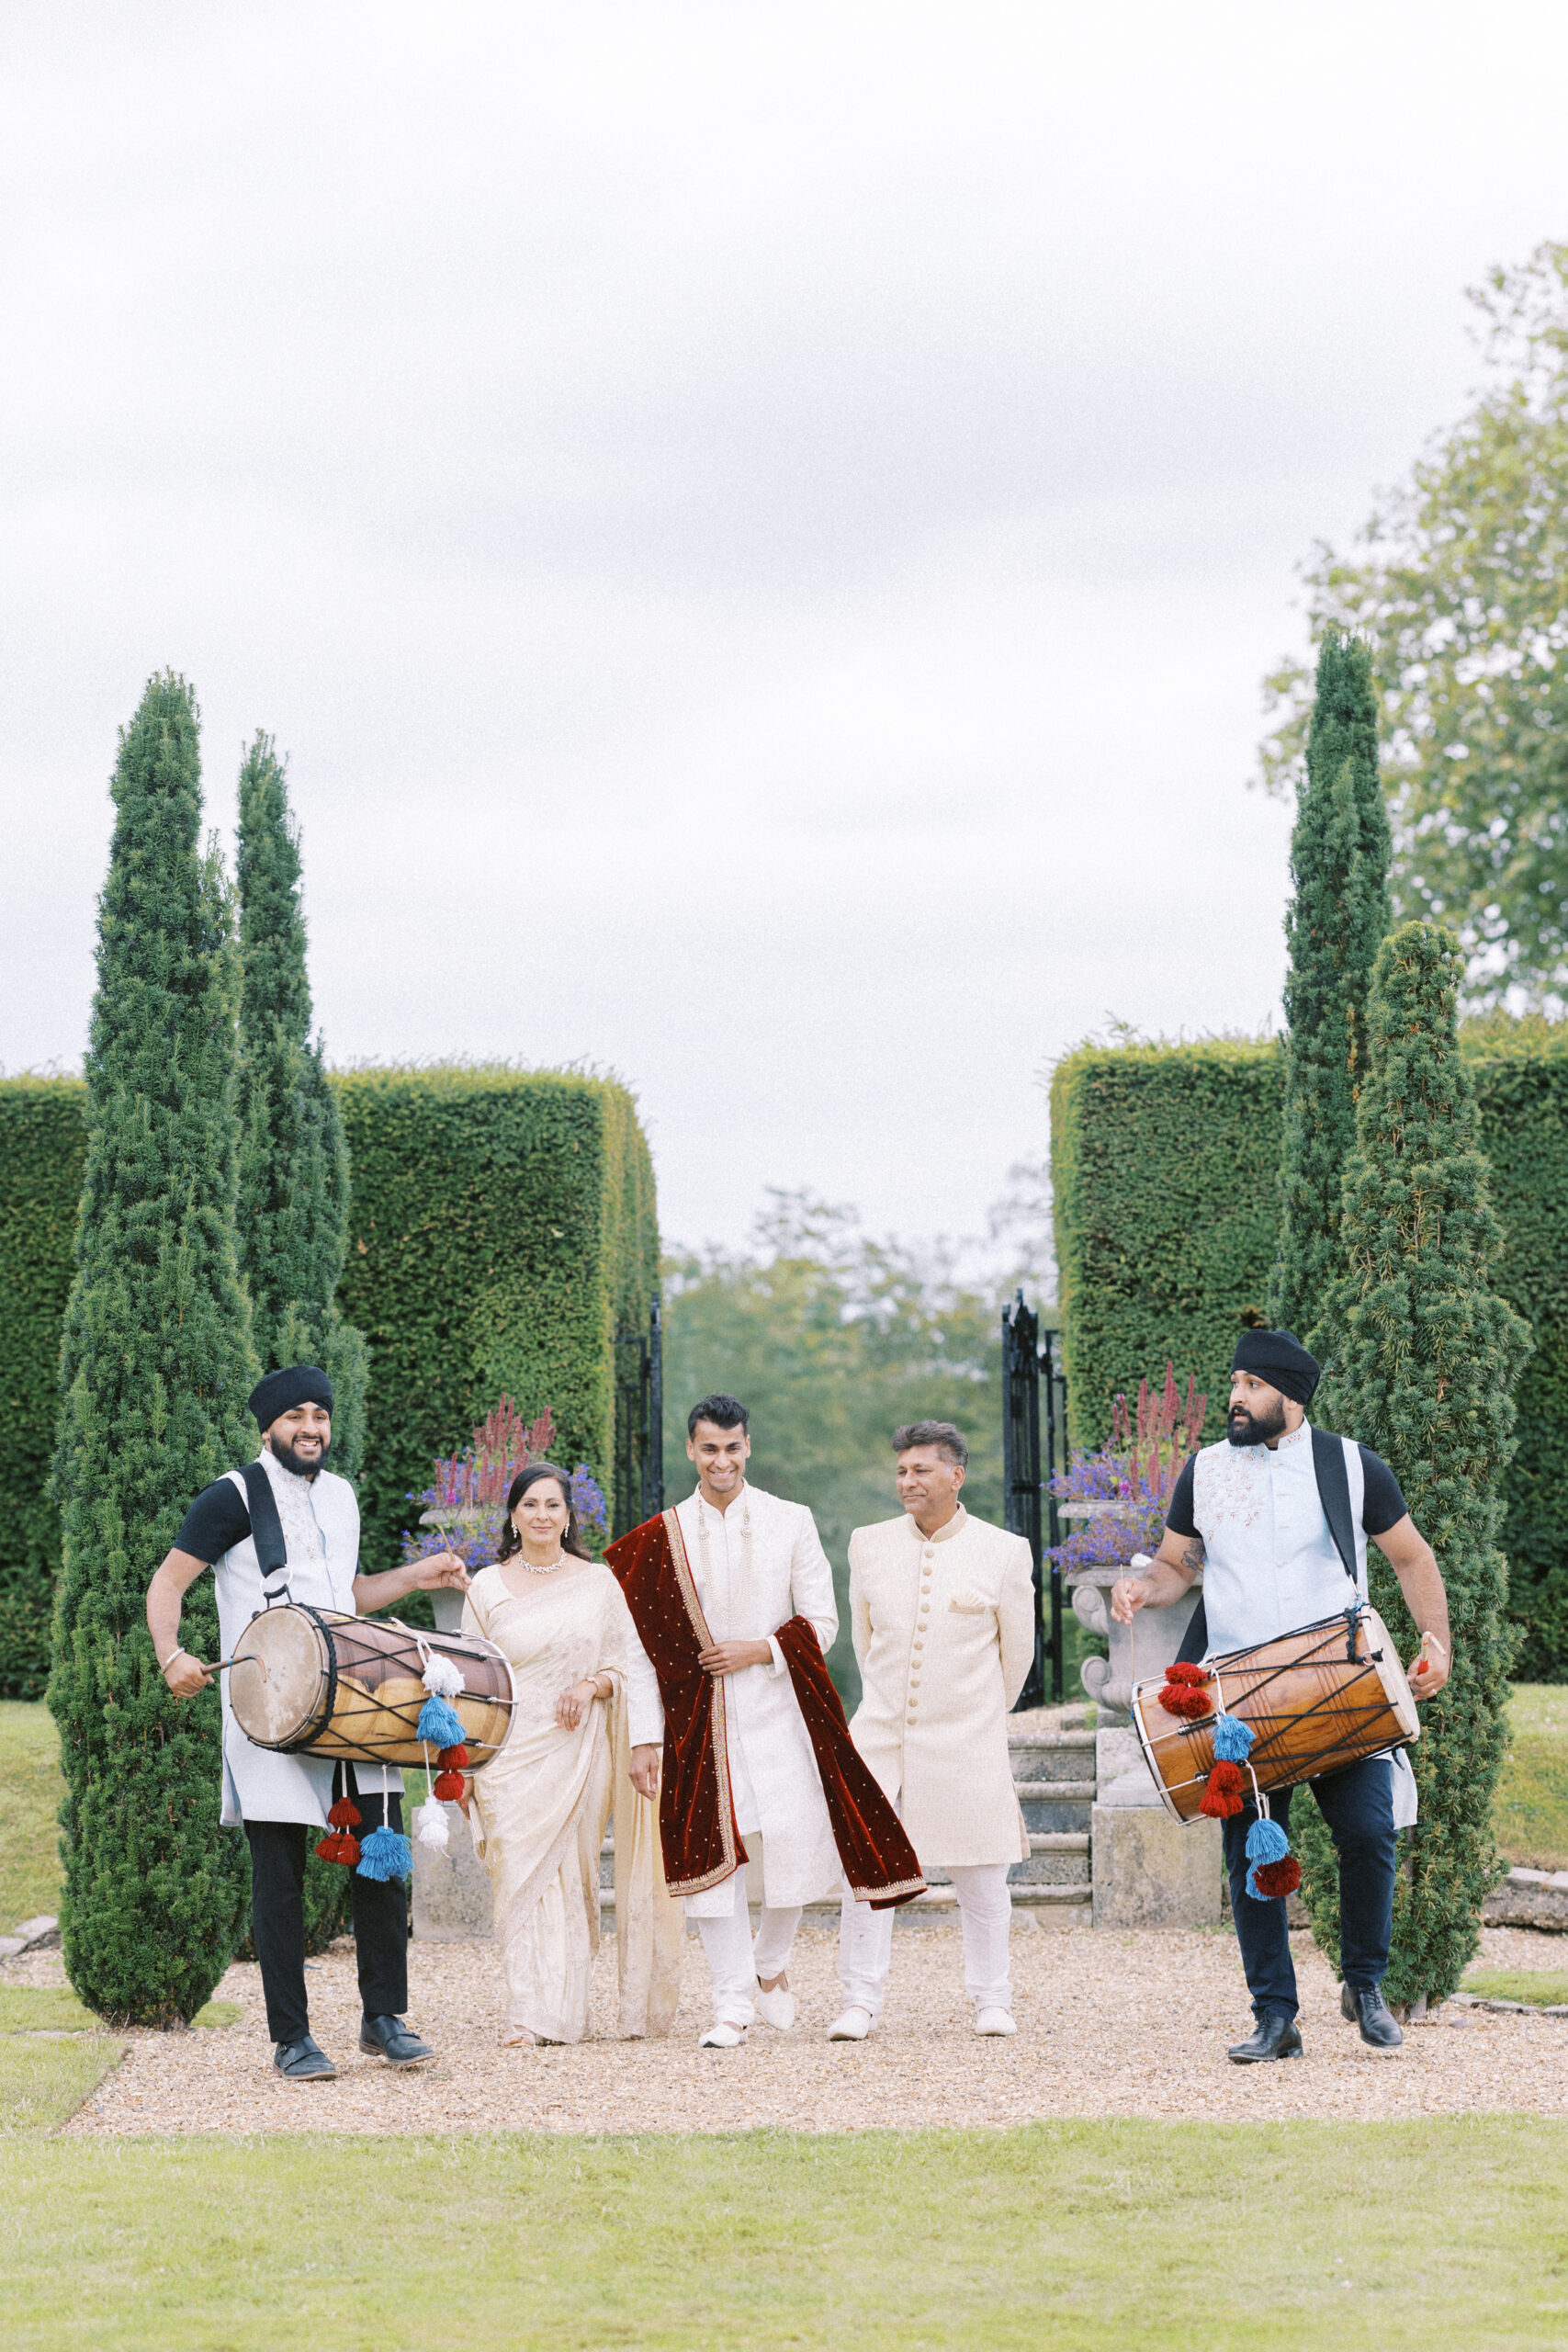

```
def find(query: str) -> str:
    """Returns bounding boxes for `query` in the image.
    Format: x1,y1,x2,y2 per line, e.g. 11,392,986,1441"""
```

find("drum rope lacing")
1139,1612,1401,1792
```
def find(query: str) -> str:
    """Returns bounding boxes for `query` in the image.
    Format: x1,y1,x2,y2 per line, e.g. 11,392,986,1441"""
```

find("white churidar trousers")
839,1863,1013,2018
696,1842,803,2027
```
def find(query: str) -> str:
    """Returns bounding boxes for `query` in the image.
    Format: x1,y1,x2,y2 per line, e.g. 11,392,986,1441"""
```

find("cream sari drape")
464,1562,681,2044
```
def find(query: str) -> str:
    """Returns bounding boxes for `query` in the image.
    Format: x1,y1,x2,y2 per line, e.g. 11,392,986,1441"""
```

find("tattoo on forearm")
1179,1541,1205,1575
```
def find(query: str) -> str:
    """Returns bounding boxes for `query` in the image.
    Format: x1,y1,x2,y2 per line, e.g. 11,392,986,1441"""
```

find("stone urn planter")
1059,1504,1204,1719
418,1505,489,1634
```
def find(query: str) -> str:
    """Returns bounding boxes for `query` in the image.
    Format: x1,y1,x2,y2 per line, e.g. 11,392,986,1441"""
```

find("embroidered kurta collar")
908,1502,967,1545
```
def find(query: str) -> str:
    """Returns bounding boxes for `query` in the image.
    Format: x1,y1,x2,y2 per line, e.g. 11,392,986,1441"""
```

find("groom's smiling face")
688,1419,750,1499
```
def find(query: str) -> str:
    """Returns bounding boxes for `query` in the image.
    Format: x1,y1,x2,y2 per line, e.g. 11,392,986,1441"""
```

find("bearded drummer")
1111,1329,1451,2064
144,1365,470,2083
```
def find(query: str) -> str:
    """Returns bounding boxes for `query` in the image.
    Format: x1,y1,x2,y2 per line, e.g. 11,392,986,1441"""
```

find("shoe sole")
359,2046,434,2069
1227,2048,1303,2064
275,2066,337,2082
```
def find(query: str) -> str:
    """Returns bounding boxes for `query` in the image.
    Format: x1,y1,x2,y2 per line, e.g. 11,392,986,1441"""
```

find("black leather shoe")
1341,1983,1404,2046
273,2034,337,2082
1227,2012,1303,2064
360,2013,434,2068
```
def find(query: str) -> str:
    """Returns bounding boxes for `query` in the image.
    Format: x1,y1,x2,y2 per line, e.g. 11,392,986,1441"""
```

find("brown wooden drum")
228,1605,514,1768
1132,1608,1419,1825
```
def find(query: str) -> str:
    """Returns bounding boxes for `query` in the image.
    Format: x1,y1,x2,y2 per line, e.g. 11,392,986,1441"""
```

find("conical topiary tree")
1306,921,1529,2009
49,674,257,2025
1269,628,1392,1342
235,732,368,1480
233,733,369,1953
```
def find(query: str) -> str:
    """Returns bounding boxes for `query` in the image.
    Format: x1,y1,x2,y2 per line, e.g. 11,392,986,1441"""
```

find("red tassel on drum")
433,1770,466,1802
314,1830,362,1866
437,1745,468,1770
1250,1857,1302,1898
1199,1759,1248,1818
327,1798,361,1830
1158,1661,1213,1720
1166,1663,1207,1686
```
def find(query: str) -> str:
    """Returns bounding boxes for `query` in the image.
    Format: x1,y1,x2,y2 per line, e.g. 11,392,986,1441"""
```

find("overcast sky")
4,3,1565,1263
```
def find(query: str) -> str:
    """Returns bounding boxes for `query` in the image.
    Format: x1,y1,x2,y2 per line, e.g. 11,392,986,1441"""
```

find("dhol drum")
228,1605,514,1769
1131,1607,1419,1825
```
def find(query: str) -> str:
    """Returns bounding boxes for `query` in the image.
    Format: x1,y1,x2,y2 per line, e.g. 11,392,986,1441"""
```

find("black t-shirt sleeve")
173,1478,252,1564
1165,1456,1198,1539
1359,1447,1408,1537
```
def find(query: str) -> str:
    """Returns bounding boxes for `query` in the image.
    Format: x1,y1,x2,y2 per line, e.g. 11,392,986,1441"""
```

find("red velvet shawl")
605,1508,926,1909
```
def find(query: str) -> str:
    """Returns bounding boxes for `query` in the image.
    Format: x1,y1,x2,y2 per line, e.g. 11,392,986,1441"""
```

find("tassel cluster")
1198,1711,1256,1818
433,1743,468,1802
1156,1661,1213,1721
416,1693,468,1748
315,1796,362,1868
421,1651,465,1699
413,1795,450,1852
357,1823,413,1882
1245,1812,1301,1901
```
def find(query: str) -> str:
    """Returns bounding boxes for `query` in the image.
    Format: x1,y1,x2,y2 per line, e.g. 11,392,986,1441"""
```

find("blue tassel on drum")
415,1693,468,1748
1244,1813,1301,1902
1212,1713,1254,1763
356,1824,412,1882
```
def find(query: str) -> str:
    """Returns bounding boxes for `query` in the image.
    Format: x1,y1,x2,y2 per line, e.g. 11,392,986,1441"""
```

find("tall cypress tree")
235,734,367,1480
1269,629,1392,1343
50,675,256,2025
1307,922,1529,2009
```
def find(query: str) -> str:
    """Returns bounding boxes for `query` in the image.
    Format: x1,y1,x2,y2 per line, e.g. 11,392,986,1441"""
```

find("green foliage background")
1051,1029,1568,1673
49,674,257,2024
1307,924,1528,2005
1269,630,1392,1344
0,1080,87,1698
333,1065,659,1578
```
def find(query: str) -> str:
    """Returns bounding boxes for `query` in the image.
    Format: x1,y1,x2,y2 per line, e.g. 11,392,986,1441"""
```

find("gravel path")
22,1917,1563,2138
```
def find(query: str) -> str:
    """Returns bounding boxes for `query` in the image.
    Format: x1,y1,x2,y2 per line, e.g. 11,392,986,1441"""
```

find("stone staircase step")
1013,1780,1096,1801
1030,1832,1089,1851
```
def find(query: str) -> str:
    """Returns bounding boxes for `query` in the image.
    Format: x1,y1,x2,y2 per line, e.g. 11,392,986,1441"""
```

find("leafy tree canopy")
1259,241,1568,1012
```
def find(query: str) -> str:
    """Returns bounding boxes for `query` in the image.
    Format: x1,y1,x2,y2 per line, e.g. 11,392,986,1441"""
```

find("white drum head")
228,1607,331,1750
1363,1607,1420,1742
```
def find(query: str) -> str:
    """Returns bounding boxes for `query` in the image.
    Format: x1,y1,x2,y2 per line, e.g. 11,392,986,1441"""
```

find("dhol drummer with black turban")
145,1365,470,2082
1111,1329,1452,2064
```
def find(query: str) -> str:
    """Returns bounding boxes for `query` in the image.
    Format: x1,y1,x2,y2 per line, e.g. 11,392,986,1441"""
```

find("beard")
1226,1396,1288,1448
269,1433,330,1481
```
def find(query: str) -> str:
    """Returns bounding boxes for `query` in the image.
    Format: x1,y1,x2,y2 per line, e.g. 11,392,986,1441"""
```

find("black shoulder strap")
239,1460,291,1600
1175,1594,1208,1664
1312,1428,1359,1594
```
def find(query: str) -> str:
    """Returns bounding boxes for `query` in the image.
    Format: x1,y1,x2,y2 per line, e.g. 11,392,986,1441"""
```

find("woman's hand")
556,1677,604,1730
1109,1577,1151,1626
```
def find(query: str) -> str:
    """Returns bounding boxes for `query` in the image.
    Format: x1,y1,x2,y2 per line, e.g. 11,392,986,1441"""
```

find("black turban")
1230,1328,1320,1407
249,1364,334,1430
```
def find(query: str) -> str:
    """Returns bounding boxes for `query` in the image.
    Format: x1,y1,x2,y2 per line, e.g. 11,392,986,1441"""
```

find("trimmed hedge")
0,1067,657,1688
333,1067,659,1572
1050,1039,1284,1450
0,1080,88,1697
1051,1028,1568,1673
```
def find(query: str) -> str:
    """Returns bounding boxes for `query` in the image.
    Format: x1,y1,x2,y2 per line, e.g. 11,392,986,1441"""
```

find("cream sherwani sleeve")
784,1501,838,1661
848,1526,872,1671
998,1535,1036,1710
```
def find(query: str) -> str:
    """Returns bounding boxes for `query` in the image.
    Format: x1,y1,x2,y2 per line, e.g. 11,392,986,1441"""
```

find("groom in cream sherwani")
831,1420,1034,2040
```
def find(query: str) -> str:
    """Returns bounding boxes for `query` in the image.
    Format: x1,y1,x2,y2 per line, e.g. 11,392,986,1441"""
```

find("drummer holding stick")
145,1365,471,2083
1111,1328,1450,2064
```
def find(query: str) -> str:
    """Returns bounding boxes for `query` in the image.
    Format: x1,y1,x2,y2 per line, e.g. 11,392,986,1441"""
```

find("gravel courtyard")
18,1914,1563,2138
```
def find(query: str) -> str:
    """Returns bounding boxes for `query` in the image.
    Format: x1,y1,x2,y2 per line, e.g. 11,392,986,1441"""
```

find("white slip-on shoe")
698,2020,748,2049
975,2007,1017,2036
826,2006,873,2041
754,1983,796,2031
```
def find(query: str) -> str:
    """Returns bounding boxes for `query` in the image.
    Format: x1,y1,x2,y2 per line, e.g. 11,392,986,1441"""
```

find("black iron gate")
1002,1290,1067,1708
613,1293,665,1538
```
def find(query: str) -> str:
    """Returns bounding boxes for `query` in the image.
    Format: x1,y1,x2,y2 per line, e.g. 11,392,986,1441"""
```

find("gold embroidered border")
662,1505,741,1896
847,1871,927,1903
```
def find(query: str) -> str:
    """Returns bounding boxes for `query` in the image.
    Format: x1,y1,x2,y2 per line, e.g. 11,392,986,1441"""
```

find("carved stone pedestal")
411,1804,495,1941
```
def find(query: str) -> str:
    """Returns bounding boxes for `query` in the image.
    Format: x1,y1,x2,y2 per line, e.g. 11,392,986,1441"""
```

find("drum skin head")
229,1609,331,1750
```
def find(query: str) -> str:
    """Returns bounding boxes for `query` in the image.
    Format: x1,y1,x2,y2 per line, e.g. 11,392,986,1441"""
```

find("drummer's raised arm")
1370,1515,1452,1698
146,1549,216,1697
353,1549,471,1615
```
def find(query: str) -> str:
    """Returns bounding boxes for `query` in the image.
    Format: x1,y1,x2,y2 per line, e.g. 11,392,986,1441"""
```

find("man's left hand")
407,1550,471,1594
697,1638,773,1677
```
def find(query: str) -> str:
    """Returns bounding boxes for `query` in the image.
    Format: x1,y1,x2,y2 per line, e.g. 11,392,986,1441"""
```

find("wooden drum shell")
228,1605,514,1769
1131,1608,1418,1826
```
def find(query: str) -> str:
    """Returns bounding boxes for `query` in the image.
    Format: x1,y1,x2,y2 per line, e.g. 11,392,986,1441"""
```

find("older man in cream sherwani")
625,1394,841,2048
832,1419,1035,2040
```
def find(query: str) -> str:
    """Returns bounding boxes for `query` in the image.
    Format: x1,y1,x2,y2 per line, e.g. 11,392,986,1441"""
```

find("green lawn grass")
1495,1685,1568,1868
0,1701,62,1928
0,1989,242,2033
1462,1971,1568,2006
0,2037,121,2138
0,2121,1564,2350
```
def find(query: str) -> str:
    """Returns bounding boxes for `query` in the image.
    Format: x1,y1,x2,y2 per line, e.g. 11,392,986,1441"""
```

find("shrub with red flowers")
1047,1363,1207,1571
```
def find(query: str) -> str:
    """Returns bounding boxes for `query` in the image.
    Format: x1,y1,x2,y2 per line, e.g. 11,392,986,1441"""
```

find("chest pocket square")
948,1589,992,1614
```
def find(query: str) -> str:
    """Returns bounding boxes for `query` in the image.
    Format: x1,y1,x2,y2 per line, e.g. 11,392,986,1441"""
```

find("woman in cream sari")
461,1464,680,2046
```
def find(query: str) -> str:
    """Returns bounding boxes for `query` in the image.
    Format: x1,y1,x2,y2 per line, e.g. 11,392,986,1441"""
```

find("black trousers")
1222,1754,1399,2021
244,1789,409,2047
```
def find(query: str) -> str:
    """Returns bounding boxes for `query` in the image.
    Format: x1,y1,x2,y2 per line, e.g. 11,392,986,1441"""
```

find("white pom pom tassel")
421,1650,465,1698
414,1794,451,1852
